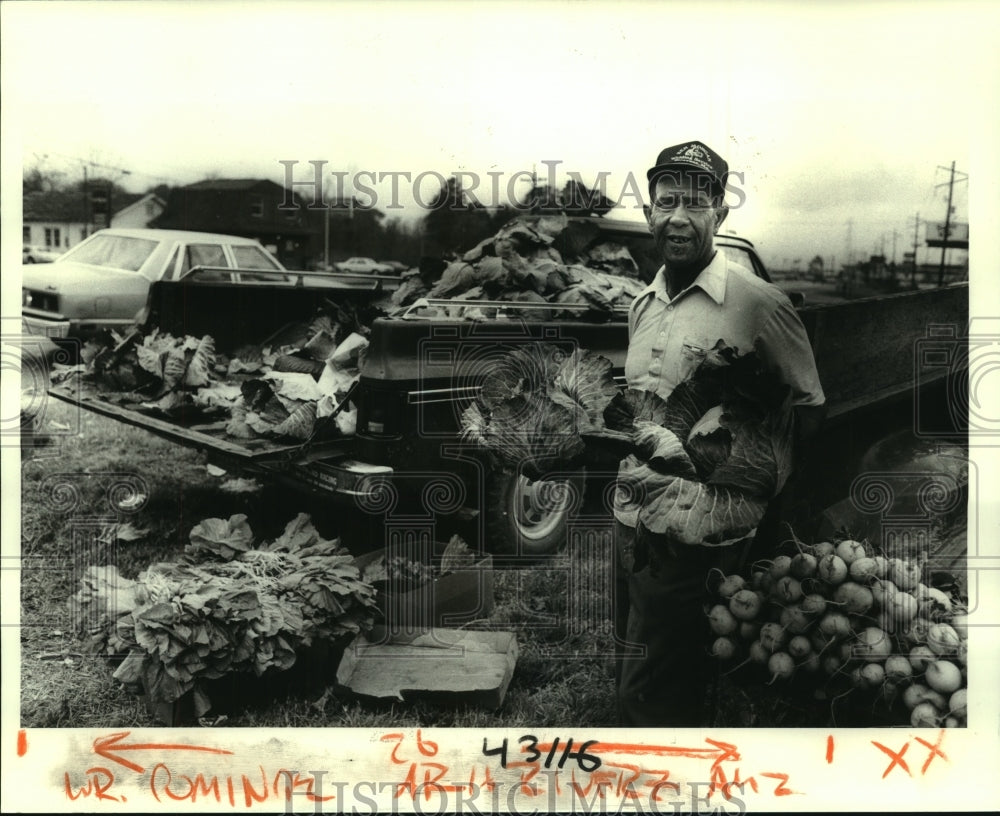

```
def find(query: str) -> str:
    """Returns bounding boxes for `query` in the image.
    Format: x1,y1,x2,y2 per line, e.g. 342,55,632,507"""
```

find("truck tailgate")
48,382,352,465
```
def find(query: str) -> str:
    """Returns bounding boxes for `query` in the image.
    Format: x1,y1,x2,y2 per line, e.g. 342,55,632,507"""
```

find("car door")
178,243,232,281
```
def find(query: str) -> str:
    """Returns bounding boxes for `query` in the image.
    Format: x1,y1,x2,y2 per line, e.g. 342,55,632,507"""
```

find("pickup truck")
44,216,969,564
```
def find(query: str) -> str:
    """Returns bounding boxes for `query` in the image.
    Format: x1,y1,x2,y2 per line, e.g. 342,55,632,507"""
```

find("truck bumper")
263,457,394,501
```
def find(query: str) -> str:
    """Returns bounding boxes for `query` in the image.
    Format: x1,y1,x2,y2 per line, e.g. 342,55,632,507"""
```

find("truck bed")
795,282,969,422
47,279,969,493
48,380,352,465
361,283,969,414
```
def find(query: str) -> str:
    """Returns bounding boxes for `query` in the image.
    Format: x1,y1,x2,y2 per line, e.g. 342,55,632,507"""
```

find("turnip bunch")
704,531,969,727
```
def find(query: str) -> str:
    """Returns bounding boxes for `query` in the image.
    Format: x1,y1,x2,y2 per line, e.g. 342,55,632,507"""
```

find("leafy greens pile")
461,341,795,546
460,345,619,480
69,513,377,716
391,214,646,318
358,534,479,593
75,300,379,441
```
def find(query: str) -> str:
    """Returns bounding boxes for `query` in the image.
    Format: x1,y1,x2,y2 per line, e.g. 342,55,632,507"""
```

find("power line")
29,150,185,187
34,151,131,177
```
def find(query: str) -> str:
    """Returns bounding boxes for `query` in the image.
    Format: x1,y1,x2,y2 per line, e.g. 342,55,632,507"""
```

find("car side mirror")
788,291,806,307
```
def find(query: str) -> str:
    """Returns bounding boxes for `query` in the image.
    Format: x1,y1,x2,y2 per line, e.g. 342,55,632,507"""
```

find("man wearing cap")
612,140,826,726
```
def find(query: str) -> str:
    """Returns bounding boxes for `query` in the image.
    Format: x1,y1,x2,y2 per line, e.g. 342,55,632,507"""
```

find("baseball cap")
646,141,728,195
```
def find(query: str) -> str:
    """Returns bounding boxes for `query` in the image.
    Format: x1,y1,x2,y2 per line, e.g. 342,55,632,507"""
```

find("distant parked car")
23,245,62,264
335,257,394,274
21,228,289,339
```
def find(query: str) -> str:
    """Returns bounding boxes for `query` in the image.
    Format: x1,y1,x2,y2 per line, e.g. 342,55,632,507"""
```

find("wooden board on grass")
335,629,518,709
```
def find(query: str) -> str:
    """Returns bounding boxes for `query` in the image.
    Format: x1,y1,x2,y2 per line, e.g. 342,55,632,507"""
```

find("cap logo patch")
671,143,713,173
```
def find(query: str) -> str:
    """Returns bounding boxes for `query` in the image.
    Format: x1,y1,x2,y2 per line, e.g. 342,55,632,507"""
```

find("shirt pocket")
677,335,709,382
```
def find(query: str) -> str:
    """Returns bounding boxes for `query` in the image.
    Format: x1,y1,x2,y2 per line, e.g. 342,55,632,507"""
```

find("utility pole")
912,212,920,287
933,161,967,286
937,161,955,287
83,164,90,235
890,228,900,265
845,218,854,266
79,159,130,237
323,174,330,270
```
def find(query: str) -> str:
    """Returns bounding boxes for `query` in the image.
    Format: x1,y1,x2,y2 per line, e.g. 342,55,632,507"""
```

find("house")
111,193,167,229
152,179,316,269
22,189,165,252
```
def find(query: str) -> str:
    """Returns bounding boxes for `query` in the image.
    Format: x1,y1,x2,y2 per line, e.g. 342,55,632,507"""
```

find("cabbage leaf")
464,339,797,547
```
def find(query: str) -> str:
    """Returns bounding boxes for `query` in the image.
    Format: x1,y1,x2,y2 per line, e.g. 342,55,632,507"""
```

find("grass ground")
19,400,625,729
19,399,966,730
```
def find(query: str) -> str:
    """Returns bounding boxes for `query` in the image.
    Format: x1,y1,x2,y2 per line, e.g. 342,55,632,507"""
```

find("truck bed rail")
400,297,630,319
182,265,404,289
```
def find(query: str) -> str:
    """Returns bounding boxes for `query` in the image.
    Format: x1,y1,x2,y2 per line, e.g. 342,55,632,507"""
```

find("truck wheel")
485,470,584,558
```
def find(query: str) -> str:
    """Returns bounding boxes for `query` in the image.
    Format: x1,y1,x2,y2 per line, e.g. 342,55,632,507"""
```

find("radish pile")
706,537,968,727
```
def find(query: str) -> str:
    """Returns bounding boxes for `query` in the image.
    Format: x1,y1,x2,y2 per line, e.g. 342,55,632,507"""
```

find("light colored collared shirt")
615,249,825,527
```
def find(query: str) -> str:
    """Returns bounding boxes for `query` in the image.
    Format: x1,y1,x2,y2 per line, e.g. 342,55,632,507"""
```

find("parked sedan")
335,256,394,274
21,228,289,339
22,245,63,264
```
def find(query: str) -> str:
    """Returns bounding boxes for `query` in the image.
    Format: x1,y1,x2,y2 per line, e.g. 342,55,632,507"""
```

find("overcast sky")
2,0,998,271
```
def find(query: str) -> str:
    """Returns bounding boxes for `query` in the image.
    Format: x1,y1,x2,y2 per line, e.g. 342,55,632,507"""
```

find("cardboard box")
352,546,495,633
335,629,518,708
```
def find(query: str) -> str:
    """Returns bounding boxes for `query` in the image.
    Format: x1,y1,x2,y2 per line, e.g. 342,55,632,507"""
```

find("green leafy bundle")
462,340,795,546
613,342,796,546
359,536,477,594
460,344,619,480
89,329,216,398
68,513,377,716
391,214,647,316
80,301,384,441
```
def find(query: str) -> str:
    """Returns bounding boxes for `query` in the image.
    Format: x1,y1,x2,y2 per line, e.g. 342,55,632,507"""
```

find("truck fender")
814,428,967,543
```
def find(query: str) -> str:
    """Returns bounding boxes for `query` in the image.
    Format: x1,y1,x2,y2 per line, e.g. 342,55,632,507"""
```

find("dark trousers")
613,521,746,727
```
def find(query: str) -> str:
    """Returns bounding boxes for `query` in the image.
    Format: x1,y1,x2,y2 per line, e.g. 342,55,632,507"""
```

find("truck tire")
484,470,584,558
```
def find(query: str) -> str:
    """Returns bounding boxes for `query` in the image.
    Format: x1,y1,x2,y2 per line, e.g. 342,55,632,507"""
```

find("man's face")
645,174,728,273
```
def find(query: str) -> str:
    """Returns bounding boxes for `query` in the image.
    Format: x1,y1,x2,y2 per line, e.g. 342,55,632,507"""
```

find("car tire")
484,469,585,559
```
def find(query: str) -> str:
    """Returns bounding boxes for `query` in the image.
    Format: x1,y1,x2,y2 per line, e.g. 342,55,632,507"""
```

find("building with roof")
152,179,316,269
22,189,165,253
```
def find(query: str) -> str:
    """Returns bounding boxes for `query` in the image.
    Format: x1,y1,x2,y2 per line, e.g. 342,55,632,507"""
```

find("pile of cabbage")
70,302,375,441
461,340,794,546
392,214,646,318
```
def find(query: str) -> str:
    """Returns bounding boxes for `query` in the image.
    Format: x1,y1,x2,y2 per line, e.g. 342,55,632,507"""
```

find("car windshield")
60,234,159,272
